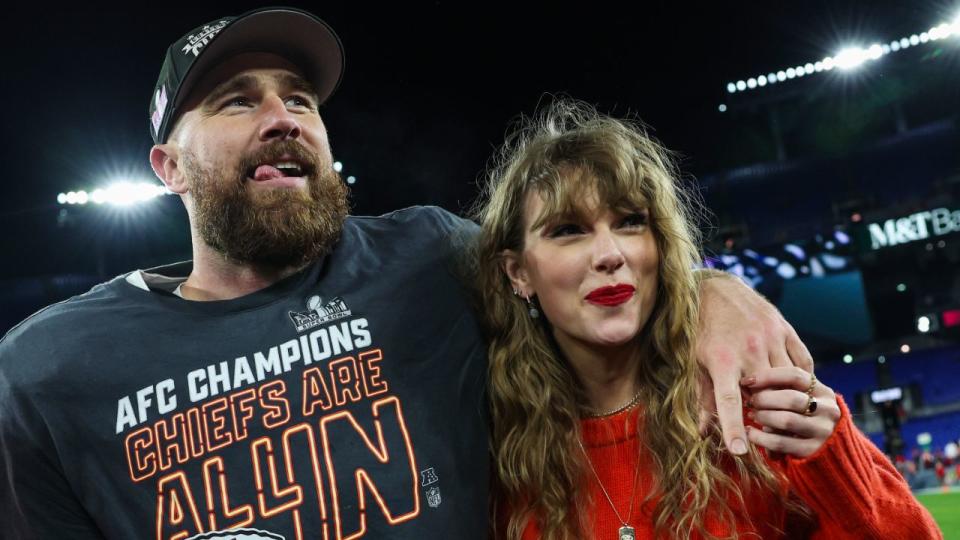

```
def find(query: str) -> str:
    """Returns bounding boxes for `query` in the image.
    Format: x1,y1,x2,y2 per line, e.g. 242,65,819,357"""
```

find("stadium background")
1,1,958,535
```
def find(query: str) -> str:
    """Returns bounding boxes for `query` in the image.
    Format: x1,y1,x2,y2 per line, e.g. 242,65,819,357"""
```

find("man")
0,7,811,539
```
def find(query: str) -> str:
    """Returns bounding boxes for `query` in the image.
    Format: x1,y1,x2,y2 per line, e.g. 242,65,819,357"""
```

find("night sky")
1,1,954,280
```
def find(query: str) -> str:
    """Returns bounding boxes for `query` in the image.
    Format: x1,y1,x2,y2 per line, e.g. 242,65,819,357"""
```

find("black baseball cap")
149,7,344,144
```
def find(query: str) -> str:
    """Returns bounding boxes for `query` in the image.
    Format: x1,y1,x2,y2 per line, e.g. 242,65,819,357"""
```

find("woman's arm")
744,367,942,539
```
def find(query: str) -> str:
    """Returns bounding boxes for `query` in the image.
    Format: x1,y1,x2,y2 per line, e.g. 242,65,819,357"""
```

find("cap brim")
173,8,344,113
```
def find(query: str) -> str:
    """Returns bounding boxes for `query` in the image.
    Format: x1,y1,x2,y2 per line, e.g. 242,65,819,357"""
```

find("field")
917,490,960,538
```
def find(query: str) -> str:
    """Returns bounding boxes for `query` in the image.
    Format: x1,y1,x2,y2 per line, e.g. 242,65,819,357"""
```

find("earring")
525,294,540,319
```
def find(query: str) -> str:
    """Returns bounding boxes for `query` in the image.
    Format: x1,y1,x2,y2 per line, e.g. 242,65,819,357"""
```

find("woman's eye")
547,224,583,238
620,212,649,228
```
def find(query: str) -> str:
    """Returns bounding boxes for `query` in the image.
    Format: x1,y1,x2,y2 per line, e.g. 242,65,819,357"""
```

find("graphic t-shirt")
0,206,488,540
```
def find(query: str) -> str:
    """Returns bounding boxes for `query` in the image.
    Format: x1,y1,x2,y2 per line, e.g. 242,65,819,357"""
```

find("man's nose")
258,95,302,141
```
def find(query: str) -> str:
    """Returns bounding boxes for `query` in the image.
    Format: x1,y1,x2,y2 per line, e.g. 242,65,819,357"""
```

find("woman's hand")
741,367,841,458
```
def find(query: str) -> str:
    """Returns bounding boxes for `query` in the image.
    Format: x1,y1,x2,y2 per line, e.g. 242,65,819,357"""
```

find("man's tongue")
252,164,284,182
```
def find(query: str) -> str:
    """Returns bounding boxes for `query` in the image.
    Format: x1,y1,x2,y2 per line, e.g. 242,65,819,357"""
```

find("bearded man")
0,7,813,539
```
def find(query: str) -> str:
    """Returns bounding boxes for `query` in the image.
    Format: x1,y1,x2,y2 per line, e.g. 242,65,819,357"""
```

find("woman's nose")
592,232,626,273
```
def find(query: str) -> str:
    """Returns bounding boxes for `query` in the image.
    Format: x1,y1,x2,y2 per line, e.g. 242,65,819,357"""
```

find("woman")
474,99,940,539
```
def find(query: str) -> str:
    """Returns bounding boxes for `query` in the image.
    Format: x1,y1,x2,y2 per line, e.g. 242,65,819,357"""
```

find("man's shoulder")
346,205,478,238
339,206,478,282
0,274,131,365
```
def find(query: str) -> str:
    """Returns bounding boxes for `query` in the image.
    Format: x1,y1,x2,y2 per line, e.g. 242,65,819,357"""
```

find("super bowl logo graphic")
289,295,352,332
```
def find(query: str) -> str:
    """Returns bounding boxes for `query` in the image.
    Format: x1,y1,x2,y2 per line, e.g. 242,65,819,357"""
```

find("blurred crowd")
895,439,960,490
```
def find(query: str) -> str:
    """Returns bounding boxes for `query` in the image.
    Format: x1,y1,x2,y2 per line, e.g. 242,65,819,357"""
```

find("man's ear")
500,249,533,297
150,143,188,195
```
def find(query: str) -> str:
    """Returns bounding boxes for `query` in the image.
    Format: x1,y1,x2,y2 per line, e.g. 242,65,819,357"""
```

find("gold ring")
803,395,818,416
806,373,818,396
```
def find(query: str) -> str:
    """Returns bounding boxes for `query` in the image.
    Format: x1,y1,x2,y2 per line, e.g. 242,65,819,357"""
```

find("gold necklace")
582,391,642,418
578,438,641,540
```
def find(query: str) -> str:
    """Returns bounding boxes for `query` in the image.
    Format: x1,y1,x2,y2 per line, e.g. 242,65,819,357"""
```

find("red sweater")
521,396,942,539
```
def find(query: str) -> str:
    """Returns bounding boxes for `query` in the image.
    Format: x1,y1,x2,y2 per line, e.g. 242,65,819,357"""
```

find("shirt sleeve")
782,394,942,540
0,338,105,539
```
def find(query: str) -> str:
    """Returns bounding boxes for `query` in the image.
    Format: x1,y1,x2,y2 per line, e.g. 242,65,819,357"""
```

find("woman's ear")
500,249,532,297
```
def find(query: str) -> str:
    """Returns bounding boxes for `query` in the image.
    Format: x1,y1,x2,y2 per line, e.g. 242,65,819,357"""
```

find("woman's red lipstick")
585,284,636,306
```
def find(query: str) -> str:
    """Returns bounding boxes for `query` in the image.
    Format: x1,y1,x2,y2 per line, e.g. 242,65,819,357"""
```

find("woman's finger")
750,409,832,440
741,366,817,393
746,425,820,458
748,389,810,413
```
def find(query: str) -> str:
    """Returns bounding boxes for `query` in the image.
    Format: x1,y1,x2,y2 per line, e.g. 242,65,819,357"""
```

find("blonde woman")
474,99,940,539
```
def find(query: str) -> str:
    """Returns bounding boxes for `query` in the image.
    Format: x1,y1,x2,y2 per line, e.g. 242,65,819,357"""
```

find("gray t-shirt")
0,206,488,540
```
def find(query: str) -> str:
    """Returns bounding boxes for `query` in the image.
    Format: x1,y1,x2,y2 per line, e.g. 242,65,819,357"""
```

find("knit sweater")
520,396,942,539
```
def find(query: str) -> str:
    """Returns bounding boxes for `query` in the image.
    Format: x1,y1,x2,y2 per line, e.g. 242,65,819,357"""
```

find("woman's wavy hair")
472,98,803,539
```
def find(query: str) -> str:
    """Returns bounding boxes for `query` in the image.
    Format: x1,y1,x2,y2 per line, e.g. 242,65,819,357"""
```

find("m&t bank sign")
867,207,960,250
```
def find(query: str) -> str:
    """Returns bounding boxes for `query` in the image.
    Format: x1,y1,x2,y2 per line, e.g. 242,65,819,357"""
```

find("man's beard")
184,141,349,268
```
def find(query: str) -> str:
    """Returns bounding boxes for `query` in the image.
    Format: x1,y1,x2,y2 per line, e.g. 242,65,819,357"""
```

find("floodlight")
834,47,868,70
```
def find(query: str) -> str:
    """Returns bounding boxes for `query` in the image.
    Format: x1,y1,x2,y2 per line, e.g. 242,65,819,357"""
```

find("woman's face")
506,187,660,352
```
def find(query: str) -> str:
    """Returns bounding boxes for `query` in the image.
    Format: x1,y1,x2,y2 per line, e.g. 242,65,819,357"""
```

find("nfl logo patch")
426,486,441,508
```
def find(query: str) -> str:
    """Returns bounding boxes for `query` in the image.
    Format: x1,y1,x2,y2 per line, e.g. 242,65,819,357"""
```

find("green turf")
917,491,960,539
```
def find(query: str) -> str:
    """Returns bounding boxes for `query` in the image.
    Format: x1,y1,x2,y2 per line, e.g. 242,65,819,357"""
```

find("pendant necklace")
578,437,642,540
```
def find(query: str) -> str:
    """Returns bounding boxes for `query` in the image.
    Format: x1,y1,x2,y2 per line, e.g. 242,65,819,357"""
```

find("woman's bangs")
528,165,651,231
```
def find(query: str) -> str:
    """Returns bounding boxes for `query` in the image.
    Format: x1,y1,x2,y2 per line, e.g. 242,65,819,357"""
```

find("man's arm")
0,339,105,539
695,269,813,455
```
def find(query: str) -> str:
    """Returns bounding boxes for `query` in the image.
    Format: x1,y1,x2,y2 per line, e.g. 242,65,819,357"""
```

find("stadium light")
917,316,931,333
57,182,169,207
333,161,343,172
843,354,853,364
829,43,885,71
723,13,959,96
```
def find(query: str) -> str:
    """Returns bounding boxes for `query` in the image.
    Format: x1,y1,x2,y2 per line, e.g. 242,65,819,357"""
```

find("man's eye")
286,95,316,109
547,224,583,238
620,212,649,228
222,96,251,108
